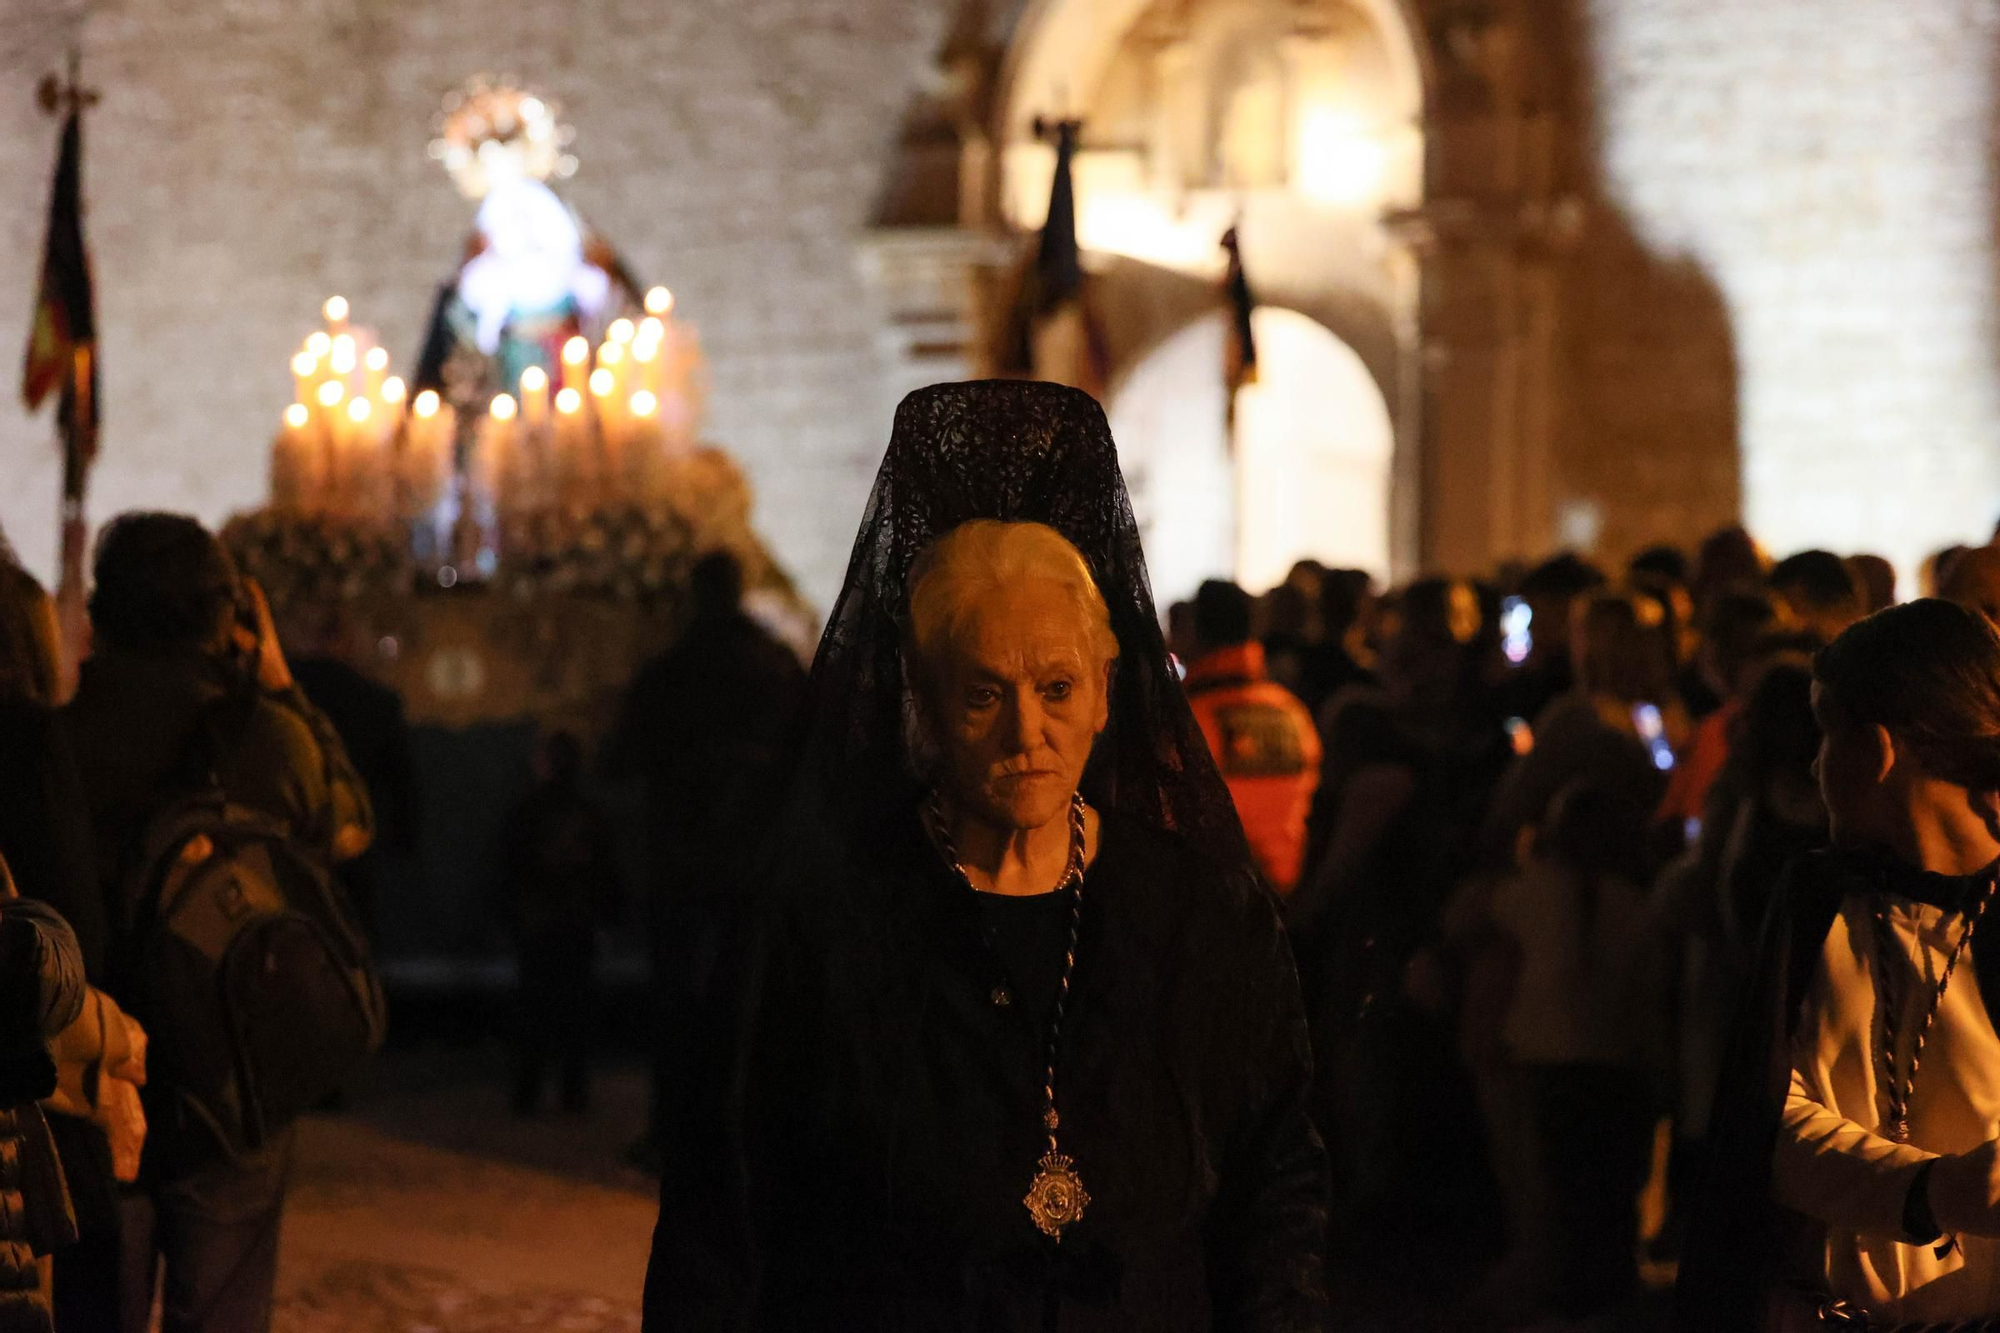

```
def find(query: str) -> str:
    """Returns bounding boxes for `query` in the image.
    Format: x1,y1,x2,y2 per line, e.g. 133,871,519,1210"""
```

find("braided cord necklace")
1870,872,1998,1144
929,791,1092,1241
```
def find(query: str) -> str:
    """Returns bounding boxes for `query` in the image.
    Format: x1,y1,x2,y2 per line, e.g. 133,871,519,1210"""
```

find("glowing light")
633,337,659,364
347,397,372,424
644,287,674,315
490,393,518,421
291,352,317,377
306,332,332,357
330,335,357,375
413,389,441,419
283,404,310,429
629,390,659,417
562,336,590,366
639,315,665,340
555,387,583,414
598,342,625,367
323,295,349,324
380,376,406,404
607,318,635,344
317,381,346,408
364,346,390,373
519,365,548,392
1296,107,1390,207
589,368,614,396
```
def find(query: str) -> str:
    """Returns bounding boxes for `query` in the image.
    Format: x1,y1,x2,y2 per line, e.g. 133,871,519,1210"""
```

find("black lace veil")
797,379,1251,874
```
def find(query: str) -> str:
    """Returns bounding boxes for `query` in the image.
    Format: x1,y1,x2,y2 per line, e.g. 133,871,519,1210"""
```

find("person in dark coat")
606,551,806,1161
501,730,621,1115
0,861,86,1333
1678,600,2000,1331
642,382,1327,1331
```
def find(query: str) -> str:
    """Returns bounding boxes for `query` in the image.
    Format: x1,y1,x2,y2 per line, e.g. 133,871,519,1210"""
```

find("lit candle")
324,295,350,335
644,287,674,316
330,334,357,377
291,351,319,407
364,345,390,400
607,318,635,345
554,386,586,506
306,331,332,359
487,393,518,515
519,365,550,427
274,403,312,510
560,336,591,395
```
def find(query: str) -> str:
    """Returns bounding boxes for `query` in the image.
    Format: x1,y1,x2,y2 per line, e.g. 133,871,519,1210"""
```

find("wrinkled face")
920,579,1113,833
1812,681,1887,848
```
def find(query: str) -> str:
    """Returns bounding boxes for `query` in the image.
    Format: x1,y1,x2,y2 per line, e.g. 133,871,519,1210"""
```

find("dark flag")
997,116,1107,393
1222,225,1257,428
23,107,99,500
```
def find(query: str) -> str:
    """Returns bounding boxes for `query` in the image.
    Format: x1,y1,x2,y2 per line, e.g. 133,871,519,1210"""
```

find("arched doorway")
989,0,1426,579
1110,307,1394,605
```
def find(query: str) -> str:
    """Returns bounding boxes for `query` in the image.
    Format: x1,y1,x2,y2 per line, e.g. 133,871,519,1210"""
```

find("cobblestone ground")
274,1049,655,1332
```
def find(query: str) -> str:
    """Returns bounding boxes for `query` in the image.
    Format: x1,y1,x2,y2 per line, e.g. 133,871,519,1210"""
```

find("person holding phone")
66,512,374,1333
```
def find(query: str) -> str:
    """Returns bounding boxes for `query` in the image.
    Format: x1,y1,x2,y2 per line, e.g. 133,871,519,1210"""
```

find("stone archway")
989,0,1427,578
1109,307,1395,605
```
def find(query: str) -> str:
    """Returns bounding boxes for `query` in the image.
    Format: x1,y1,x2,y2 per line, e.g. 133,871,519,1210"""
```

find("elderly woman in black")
643,382,1327,1331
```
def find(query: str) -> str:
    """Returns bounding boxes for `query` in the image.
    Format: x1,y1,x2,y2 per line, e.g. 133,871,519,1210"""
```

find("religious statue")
412,77,643,417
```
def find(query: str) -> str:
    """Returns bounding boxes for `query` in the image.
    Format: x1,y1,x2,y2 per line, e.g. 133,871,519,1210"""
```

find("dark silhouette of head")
1629,545,1690,589
689,551,745,620
1770,550,1862,643
1847,554,1897,615
89,512,240,656
1939,545,2000,627
1698,586,1782,700
1192,580,1254,656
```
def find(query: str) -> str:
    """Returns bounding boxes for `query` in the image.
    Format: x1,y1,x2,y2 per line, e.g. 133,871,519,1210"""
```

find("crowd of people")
1162,527,2000,1328
13,380,2000,1331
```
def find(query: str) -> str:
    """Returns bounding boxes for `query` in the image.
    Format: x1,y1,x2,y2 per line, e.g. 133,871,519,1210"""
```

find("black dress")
644,806,1327,1331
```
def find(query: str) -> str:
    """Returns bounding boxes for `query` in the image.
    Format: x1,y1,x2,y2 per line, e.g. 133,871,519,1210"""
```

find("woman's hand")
232,578,294,693
1928,1140,2000,1237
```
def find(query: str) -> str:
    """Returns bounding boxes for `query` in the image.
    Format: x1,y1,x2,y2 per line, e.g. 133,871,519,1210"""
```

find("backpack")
122,692,386,1160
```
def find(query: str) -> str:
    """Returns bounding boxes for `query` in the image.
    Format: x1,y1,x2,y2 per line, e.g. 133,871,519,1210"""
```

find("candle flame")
317,381,346,407
381,376,407,404
630,390,659,417
638,316,665,341
607,318,636,345
644,287,674,316
490,393,518,421
556,387,583,415
284,403,310,429
330,335,358,375
633,336,659,363
323,295,349,324
589,368,615,396
520,365,549,392
562,336,590,366
306,332,332,357
291,352,318,377
347,397,372,423
413,389,441,419
365,346,390,372
599,342,625,367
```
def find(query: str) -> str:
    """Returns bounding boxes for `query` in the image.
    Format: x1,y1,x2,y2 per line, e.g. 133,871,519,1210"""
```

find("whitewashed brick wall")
1590,0,2000,581
3,0,1998,603
0,0,949,611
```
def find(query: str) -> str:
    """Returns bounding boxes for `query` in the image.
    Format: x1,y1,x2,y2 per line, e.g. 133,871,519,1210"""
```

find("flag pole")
36,50,100,698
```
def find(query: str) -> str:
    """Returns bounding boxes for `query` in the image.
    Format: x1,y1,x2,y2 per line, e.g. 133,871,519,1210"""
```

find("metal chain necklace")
928,790,1091,1242
1870,872,1998,1143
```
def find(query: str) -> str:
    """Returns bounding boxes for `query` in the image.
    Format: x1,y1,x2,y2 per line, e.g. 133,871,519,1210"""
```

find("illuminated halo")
428,76,578,199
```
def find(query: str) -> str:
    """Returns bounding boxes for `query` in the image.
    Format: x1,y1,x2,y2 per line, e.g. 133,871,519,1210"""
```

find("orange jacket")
1184,642,1322,893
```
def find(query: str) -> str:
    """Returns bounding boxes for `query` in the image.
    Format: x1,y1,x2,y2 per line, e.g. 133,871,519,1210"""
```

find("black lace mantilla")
800,379,1252,875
